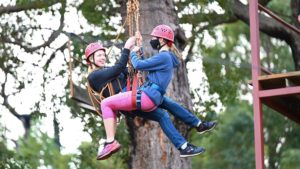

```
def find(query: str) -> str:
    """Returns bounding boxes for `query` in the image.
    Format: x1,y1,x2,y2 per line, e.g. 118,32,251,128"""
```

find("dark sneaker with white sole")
180,143,205,158
196,121,217,134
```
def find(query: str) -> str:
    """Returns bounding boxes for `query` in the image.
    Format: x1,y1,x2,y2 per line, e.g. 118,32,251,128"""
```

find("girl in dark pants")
86,28,216,160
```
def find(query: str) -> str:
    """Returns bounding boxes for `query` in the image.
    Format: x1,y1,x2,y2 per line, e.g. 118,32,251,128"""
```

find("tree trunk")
53,111,62,149
120,0,192,168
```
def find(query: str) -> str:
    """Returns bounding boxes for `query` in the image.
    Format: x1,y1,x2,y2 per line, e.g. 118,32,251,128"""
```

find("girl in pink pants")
101,91,156,119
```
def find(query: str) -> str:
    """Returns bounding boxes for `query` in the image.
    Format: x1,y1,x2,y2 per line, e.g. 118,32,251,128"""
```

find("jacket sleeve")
88,48,129,90
130,51,168,71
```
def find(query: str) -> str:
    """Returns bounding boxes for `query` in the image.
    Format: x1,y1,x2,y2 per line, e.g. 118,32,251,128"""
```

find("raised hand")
132,46,141,53
124,36,136,50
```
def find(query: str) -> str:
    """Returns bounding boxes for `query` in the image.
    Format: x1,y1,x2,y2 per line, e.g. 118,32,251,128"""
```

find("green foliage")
15,129,71,169
191,101,255,169
72,141,127,169
280,149,300,169
267,0,292,22
202,21,251,105
0,125,26,169
0,142,26,169
260,33,294,73
79,0,120,34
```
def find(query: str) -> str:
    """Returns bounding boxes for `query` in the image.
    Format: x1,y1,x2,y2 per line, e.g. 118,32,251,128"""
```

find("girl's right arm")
88,37,136,90
88,48,130,90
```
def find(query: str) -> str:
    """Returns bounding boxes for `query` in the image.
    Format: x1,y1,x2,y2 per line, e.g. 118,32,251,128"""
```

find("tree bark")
120,0,192,168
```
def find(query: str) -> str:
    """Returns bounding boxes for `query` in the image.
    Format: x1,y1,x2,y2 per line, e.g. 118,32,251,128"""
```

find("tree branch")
0,0,61,15
1,69,32,139
43,41,67,70
232,0,297,46
183,15,238,63
1,72,20,119
0,0,66,53
232,0,300,69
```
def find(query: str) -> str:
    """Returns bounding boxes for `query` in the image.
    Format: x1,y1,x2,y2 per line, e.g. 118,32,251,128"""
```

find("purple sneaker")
97,140,121,160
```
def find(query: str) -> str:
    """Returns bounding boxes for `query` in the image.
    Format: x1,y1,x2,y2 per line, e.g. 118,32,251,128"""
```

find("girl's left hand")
132,46,140,52
124,36,136,50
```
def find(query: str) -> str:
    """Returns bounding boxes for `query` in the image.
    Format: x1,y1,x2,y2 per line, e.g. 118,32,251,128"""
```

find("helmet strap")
158,43,165,51
88,55,100,68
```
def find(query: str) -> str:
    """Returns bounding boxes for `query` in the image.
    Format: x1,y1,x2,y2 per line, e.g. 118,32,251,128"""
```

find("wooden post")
249,1,264,169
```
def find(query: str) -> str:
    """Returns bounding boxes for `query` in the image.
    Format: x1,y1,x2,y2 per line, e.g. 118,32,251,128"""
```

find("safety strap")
87,82,103,117
87,78,123,117
131,73,139,109
127,73,139,109
136,90,142,110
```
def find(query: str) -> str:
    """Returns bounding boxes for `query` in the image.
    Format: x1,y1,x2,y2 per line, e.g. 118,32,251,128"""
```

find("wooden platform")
250,71,300,124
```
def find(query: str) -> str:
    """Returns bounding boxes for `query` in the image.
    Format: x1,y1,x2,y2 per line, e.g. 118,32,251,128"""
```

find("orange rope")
87,83,103,117
106,16,129,57
126,0,144,86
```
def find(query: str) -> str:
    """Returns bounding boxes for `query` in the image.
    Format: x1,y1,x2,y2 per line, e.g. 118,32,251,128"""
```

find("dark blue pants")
133,97,201,149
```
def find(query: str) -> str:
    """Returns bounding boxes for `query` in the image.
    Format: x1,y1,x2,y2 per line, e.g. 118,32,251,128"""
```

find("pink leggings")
101,91,157,119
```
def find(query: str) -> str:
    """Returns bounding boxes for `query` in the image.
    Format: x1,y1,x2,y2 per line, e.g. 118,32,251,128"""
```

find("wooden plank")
249,71,300,89
258,71,300,81
72,83,92,106
259,86,300,98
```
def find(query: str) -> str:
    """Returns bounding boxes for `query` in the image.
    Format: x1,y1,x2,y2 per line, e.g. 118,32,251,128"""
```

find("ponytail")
88,65,95,74
169,43,183,61
163,39,183,61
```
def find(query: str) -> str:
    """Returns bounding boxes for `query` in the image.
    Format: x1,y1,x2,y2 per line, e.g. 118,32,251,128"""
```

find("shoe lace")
187,143,197,150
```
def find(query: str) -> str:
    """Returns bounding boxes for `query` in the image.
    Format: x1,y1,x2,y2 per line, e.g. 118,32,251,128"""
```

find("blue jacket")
131,51,179,106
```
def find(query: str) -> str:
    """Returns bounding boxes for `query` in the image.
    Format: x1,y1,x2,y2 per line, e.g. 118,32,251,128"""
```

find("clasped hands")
124,31,142,53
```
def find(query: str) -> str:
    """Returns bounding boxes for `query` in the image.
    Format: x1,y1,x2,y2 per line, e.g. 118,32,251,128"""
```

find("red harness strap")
131,74,138,109
127,73,139,109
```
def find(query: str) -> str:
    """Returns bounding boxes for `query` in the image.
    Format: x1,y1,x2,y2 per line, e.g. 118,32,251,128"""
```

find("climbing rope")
106,17,129,57
126,0,144,87
127,0,140,36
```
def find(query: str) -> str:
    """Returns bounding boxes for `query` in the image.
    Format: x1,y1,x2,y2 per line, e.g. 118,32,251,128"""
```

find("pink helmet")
85,42,106,64
150,24,174,42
